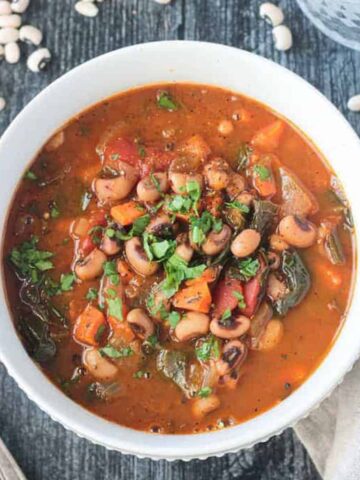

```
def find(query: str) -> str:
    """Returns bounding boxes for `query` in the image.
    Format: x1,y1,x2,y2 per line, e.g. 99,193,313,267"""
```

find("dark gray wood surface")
0,1,359,479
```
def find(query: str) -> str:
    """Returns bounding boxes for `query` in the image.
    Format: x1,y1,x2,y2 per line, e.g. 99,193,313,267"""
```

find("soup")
2,84,355,434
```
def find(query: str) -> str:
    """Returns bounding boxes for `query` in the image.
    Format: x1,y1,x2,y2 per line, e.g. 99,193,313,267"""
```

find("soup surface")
2,84,355,434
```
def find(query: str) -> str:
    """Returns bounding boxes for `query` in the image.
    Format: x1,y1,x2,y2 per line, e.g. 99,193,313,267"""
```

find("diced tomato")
88,209,107,228
78,235,96,256
139,147,174,178
240,256,268,318
213,278,244,316
103,137,141,168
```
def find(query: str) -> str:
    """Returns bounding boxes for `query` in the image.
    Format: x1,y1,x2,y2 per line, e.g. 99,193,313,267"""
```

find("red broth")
2,84,355,434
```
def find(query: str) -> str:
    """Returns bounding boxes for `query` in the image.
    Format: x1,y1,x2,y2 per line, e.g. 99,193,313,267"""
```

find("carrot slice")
251,120,285,151
172,283,212,313
73,304,107,346
117,260,134,284
185,267,218,287
107,315,135,342
110,201,145,226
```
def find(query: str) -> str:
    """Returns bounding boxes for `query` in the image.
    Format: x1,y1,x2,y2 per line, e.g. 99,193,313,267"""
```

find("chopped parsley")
161,253,206,298
157,91,178,111
232,290,246,309
59,272,75,292
9,236,54,283
150,172,162,193
238,257,260,281
195,335,220,362
197,386,212,398
89,226,103,246
99,345,133,359
50,203,60,218
167,311,181,328
190,211,222,246
167,180,201,216
103,260,120,286
117,214,151,241
86,287,98,301
253,165,270,181
133,370,150,379
95,324,106,343
143,232,176,262
24,170,37,181
107,289,123,321
221,308,232,321
225,201,250,214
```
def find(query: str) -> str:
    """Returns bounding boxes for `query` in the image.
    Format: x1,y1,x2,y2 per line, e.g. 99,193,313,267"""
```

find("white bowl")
0,41,359,461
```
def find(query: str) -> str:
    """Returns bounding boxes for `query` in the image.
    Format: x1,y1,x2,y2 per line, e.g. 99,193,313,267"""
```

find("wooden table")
0,1,359,478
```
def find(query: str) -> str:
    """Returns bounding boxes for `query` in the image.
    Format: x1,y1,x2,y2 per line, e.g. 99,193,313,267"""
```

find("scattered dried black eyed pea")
347,94,360,112
259,2,284,27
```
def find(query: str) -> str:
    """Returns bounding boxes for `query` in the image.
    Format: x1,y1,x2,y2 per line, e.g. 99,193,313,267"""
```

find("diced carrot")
103,137,141,169
180,134,211,163
73,304,107,346
253,176,277,198
117,260,134,284
110,201,145,226
107,315,135,342
172,283,212,313
251,120,285,151
185,267,218,287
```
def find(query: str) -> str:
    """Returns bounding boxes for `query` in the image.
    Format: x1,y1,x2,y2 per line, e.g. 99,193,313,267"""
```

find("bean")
258,319,284,351
226,173,246,199
216,340,247,376
11,0,30,13
137,172,168,202
231,229,261,258
0,96,6,112
272,25,293,51
347,94,360,112
0,2,11,15
217,120,234,136
83,348,118,381
27,48,51,72
169,172,203,195
210,314,250,339
259,2,284,27
175,240,194,263
71,217,89,238
4,41,19,63
267,273,287,301
267,251,280,270
127,308,155,339
278,215,317,248
192,394,220,419
235,191,254,206
45,130,65,152
75,0,99,17
269,233,289,251
203,158,230,190
100,235,121,256
0,27,19,44
202,224,232,256
19,25,42,46
146,214,174,237
75,248,107,281
175,312,210,342
0,13,20,27
125,237,159,276
94,161,138,204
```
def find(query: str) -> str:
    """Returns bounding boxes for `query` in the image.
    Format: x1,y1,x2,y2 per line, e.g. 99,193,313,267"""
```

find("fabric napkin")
295,360,360,480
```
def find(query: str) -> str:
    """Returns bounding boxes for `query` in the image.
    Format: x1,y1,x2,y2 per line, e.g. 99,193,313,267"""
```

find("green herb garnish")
232,291,246,309
238,257,260,281
118,214,151,241
225,201,250,214
253,165,270,181
157,91,178,111
197,386,212,398
9,236,54,283
86,287,98,301
99,345,133,359
161,254,206,298
24,170,37,181
103,260,120,286
195,335,220,362
167,311,181,328
60,272,75,292
221,308,232,321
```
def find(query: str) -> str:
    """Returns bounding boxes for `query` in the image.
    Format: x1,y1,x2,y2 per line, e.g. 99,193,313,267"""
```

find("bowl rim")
0,40,360,461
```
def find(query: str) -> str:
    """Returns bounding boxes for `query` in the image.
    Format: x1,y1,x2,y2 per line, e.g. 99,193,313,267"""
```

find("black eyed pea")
231,229,261,258
11,0,30,14
192,394,221,419
136,172,169,202
174,312,210,342
100,235,121,256
146,214,174,237
94,161,139,204
83,348,118,381
266,273,288,302
267,251,281,270
75,248,107,281
203,158,230,191
26,47,51,72
235,191,254,207
127,308,155,340
19,25,43,46
175,233,194,263
278,215,317,248
269,233,289,252
125,237,159,276
216,340,247,377
226,173,246,200
169,172,203,195
202,224,232,256
257,319,284,351
210,314,251,339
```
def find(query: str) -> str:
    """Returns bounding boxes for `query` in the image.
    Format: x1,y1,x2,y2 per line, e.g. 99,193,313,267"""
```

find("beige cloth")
295,360,360,480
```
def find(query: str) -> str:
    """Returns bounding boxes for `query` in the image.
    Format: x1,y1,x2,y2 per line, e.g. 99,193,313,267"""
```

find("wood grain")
0,0,359,478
